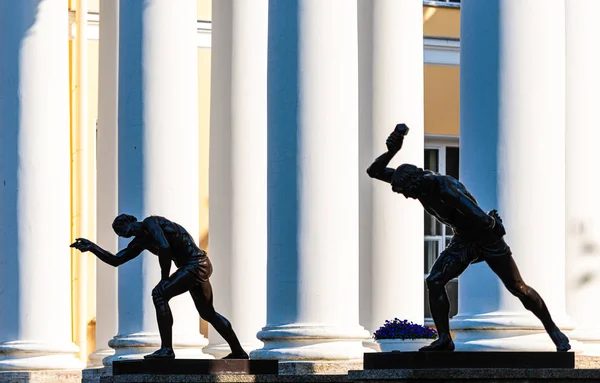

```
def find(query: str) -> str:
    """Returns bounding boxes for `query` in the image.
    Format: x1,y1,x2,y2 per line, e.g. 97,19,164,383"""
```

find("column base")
362,339,379,352
451,312,581,352
102,332,213,366
203,341,263,359
89,348,114,367
568,328,600,356
250,324,371,361
0,340,83,370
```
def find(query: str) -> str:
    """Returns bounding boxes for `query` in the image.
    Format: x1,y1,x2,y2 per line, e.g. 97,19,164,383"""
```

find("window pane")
424,212,434,236
425,211,444,236
445,225,454,236
424,149,439,172
446,146,459,180
424,240,439,273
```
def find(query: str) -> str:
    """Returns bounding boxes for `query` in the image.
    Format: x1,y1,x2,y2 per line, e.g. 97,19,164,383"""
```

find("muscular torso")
418,175,488,238
130,216,205,267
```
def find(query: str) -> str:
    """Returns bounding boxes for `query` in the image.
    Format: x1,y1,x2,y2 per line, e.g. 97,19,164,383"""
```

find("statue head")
112,213,138,238
391,164,425,199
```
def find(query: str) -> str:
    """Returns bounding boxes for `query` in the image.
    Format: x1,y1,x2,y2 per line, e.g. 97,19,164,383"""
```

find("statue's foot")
548,327,571,352
144,347,175,359
419,337,455,352
222,351,249,360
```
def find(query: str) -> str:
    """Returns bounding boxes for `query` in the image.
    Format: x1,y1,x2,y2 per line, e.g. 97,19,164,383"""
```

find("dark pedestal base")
348,351,586,382
112,359,279,375
364,351,574,370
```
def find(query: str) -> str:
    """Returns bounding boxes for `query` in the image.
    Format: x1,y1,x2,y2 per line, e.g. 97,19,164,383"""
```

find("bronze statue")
367,124,571,352
71,214,249,359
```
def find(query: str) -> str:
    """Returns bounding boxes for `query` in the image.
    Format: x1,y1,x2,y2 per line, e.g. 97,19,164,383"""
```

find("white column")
104,0,211,363
205,0,268,358
91,0,119,367
357,0,424,337
0,0,82,370
250,0,370,363
565,0,600,356
453,0,571,351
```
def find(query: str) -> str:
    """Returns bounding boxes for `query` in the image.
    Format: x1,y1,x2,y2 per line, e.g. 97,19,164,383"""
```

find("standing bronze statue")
367,124,571,352
71,214,249,359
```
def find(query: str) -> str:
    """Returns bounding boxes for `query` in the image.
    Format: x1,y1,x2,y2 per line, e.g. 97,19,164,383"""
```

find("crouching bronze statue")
367,124,571,352
71,214,249,359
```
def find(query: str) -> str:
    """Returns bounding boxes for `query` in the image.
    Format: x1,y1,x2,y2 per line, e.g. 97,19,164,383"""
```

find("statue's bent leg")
421,247,470,352
485,254,571,351
147,266,197,358
190,281,249,359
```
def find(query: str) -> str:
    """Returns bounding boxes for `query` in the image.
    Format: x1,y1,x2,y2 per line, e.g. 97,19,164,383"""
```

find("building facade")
0,0,598,372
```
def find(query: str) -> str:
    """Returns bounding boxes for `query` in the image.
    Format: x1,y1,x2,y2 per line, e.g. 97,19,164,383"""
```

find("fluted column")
104,0,210,363
90,0,120,367
454,0,571,351
565,0,600,356
0,0,82,370
358,0,425,337
205,0,268,358
250,0,370,365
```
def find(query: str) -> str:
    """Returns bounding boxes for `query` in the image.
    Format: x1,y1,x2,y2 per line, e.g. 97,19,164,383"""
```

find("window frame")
423,135,460,321
424,135,459,274
423,0,461,8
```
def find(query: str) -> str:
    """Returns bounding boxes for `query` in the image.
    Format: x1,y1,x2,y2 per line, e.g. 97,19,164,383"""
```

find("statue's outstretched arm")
70,238,143,267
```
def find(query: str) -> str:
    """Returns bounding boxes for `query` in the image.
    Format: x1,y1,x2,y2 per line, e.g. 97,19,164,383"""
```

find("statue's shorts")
442,235,512,266
165,254,213,292
180,255,213,283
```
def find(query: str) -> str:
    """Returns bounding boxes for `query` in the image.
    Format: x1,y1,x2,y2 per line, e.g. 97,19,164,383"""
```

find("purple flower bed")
373,318,438,340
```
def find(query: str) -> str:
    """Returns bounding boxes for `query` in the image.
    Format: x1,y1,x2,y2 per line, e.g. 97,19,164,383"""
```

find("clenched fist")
386,123,410,153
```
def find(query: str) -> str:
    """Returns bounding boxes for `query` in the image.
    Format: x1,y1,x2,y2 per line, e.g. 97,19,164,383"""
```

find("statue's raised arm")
366,123,410,184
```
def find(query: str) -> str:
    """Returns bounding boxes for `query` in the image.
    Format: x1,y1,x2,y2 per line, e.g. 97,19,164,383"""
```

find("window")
424,143,459,273
423,138,459,318
423,0,460,7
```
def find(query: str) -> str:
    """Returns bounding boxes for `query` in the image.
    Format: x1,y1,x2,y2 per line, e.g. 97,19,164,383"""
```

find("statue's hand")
488,210,506,237
70,238,95,253
386,124,409,153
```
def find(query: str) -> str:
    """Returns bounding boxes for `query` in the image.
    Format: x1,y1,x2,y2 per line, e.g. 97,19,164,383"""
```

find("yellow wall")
70,35,99,361
424,65,460,136
198,47,211,337
423,5,460,137
198,48,211,252
423,5,460,38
